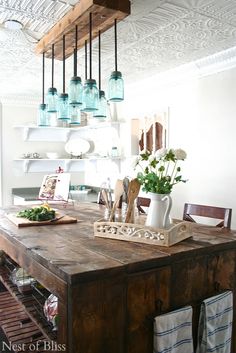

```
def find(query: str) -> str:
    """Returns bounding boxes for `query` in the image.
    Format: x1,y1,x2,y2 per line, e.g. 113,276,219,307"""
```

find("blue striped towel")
196,290,233,353
153,306,194,353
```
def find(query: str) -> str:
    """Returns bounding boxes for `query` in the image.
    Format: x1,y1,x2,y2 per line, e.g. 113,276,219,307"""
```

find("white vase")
145,192,172,229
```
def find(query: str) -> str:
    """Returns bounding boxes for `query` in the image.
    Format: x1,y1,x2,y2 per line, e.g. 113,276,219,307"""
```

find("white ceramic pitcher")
145,192,172,229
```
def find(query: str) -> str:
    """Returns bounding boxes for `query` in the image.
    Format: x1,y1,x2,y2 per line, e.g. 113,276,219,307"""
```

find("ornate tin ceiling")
1,0,236,102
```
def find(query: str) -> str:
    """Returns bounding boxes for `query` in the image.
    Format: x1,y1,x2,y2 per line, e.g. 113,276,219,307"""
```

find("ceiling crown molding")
127,45,236,91
194,45,236,75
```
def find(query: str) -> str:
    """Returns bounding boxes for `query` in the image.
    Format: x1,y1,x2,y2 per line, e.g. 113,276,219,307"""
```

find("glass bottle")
70,105,81,125
82,79,99,112
69,76,83,106
58,93,70,121
46,87,58,112
93,90,107,119
108,71,124,102
38,104,49,126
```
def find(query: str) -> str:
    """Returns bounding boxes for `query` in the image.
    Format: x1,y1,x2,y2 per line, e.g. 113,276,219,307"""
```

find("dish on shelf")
46,152,59,159
21,153,42,159
65,138,90,157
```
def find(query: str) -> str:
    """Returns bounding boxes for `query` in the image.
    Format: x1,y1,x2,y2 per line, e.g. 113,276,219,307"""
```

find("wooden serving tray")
6,213,77,227
94,220,192,247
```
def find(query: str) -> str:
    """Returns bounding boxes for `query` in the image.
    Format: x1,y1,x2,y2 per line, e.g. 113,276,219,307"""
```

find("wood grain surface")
0,204,236,283
35,0,131,60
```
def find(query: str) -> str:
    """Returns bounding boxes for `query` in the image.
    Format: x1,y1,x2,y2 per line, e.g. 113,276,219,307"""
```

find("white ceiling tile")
167,0,218,9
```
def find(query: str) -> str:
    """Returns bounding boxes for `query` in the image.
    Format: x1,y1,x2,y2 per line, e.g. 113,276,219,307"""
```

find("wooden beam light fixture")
35,0,131,60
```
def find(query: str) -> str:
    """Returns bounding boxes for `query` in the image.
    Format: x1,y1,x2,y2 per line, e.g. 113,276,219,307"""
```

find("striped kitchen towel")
196,290,233,353
153,306,194,353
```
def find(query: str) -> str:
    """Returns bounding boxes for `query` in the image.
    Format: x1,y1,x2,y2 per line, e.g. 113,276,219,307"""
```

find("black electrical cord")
89,12,92,79
98,30,101,90
52,44,54,88
114,19,117,72
42,52,45,104
63,35,65,93
74,25,78,77
85,40,88,80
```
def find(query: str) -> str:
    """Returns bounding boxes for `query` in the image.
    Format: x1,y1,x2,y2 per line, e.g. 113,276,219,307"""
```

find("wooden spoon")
109,179,124,221
122,177,129,204
101,189,110,210
125,178,141,223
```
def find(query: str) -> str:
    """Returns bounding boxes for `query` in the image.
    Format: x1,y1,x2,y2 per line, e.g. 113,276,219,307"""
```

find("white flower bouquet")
135,148,187,194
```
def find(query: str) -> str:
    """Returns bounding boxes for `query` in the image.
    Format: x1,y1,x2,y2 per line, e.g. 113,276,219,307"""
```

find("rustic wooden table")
0,203,236,353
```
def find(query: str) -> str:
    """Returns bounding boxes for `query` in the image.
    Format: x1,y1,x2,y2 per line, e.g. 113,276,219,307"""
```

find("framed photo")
38,173,71,202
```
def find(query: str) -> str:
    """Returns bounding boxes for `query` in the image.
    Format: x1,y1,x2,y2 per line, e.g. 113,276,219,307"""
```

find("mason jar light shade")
46,87,58,112
93,90,107,119
38,104,49,126
108,71,124,102
82,79,99,112
58,93,70,120
69,76,83,106
70,105,81,125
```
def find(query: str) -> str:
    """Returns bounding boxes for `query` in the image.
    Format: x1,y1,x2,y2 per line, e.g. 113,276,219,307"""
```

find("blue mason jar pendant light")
94,90,107,119
69,25,83,109
108,19,124,102
38,52,49,126
69,76,83,106
46,44,58,112
58,35,70,121
94,30,107,119
70,105,81,125
82,13,99,112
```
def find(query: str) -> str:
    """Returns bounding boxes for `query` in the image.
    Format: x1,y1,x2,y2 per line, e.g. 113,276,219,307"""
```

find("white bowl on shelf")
46,152,59,159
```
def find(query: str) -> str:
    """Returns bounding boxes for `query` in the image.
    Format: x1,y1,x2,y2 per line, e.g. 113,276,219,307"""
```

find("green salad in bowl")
17,204,56,221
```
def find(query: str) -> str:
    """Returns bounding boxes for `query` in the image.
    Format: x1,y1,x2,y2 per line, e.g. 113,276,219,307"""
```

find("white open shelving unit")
13,121,124,173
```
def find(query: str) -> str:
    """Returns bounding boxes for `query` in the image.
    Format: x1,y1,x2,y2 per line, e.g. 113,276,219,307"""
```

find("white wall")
0,101,2,207
124,68,236,229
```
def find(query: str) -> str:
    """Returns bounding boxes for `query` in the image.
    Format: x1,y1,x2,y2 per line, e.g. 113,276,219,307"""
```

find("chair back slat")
183,203,232,229
137,197,151,214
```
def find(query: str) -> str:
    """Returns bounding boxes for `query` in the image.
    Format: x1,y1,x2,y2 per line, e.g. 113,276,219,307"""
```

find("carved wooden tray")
94,220,192,247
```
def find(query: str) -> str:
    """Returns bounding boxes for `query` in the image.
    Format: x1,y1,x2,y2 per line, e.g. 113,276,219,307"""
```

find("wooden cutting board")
6,213,77,227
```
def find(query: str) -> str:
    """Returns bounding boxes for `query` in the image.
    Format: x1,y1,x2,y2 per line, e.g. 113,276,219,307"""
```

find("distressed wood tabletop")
0,203,236,284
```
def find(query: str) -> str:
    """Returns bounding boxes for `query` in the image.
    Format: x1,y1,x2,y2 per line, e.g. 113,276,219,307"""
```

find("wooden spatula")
101,189,110,209
125,178,141,223
109,179,124,221
122,177,129,204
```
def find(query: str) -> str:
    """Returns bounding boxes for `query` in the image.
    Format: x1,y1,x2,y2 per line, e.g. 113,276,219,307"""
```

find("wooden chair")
183,203,232,229
137,197,150,214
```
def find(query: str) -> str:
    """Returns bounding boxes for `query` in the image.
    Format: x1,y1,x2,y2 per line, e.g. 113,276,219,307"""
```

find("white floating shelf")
14,121,124,142
13,157,122,173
